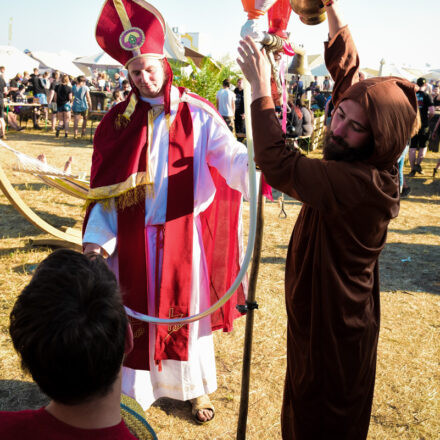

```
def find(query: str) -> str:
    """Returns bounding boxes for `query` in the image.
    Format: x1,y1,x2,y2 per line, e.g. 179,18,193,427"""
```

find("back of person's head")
9,249,128,405
223,78,230,88
416,77,426,88
113,90,121,100
33,68,39,75
76,75,86,84
61,74,69,85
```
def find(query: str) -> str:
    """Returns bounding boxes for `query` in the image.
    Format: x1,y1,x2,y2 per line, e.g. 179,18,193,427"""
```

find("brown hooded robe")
251,27,418,439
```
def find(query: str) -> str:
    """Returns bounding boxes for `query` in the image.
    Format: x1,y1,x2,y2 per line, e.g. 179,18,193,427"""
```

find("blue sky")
1,0,439,70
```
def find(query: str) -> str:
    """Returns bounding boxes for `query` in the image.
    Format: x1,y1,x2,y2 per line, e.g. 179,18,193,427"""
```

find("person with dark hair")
48,71,60,132
54,74,72,138
216,78,236,131
234,78,246,135
0,66,7,139
111,90,124,108
83,0,250,425
29,68,47,129
72,75,92,138
312,87,327,111
408,77,435,176
122,79,131,99
238,1,419,438
0,249,141,439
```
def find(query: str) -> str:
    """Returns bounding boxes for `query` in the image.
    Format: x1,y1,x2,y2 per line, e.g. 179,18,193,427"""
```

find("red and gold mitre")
96,0,166,67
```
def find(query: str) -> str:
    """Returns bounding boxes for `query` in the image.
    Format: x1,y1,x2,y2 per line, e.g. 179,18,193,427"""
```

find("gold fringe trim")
115,114,130,129
84,184,151,212
115,94,138,130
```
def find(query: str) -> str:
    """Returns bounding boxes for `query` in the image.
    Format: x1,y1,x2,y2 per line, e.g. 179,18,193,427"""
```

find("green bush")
170,58,239,105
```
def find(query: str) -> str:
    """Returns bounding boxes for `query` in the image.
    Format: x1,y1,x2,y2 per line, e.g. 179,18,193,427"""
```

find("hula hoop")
124,80,258,325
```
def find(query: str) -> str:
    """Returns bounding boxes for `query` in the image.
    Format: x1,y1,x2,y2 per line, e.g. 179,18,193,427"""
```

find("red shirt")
0,407,137,440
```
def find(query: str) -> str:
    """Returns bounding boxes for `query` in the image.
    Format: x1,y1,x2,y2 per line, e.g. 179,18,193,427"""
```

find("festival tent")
311,63,330,77
424,70,440,81
361,68,379,78
0,46,39,83
30,50,85,77
74,52,122,71
402,67,427,81
379,63,414,81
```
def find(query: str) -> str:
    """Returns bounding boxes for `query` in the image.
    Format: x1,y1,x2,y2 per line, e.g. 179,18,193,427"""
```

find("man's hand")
237,36,272,103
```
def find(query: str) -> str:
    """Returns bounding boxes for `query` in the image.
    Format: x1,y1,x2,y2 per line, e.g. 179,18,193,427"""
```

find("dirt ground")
0,128,439,439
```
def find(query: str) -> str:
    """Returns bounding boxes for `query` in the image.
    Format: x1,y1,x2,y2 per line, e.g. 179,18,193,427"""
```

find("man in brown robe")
238,2,419,439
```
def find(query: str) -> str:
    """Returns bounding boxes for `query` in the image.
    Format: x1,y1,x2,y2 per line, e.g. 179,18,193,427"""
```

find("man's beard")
323,131,373,162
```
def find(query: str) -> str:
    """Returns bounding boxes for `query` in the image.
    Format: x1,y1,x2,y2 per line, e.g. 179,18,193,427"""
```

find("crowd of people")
0,67,131,139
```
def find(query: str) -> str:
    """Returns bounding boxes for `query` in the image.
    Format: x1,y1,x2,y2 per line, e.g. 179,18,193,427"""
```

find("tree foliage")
170,57,240,105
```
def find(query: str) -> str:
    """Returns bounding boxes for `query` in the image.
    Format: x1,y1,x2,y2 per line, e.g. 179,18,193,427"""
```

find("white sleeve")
205,114,251,200
82,201,118,257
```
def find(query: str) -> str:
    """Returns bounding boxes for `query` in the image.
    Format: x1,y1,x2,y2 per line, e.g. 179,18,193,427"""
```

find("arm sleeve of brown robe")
252,98,369,213
251,27,368,213
324,25,360,106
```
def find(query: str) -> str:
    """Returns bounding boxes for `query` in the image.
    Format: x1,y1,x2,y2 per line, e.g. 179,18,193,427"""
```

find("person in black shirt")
234,78,245,136
54,74,72,138
0,67,7,138
408,78,434,176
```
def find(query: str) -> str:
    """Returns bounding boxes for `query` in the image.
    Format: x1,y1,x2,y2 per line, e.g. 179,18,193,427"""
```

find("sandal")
189,394,215,425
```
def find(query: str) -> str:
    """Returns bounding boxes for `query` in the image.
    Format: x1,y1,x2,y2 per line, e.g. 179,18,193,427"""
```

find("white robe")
83,86,250,410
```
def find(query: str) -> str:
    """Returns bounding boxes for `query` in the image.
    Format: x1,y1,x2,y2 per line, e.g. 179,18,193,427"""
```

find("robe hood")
337,77,419,170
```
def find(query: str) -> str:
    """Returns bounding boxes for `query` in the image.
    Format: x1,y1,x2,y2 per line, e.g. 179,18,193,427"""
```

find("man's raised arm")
323,1,360,106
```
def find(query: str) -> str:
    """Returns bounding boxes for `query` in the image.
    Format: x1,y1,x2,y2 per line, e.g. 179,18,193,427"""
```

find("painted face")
128,57,165,99
324,99,373,162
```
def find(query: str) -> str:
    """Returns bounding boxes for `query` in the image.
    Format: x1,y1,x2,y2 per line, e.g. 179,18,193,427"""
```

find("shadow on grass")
261,256,285,265
152,397,195,424
389,226,440,236
12,182,47,191
5,130,93,149
380,242,440,295
0,380,49,411
0,203,77,239
265,242,439,295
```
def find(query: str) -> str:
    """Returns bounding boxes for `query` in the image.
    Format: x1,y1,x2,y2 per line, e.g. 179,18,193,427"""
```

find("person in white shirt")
216,79,236,131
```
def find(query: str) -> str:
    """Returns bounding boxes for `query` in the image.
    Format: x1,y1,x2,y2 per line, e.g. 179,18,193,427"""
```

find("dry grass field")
0,128,439,439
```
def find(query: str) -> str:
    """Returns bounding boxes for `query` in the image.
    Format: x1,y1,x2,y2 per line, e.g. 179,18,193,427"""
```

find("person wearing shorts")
0,68,6,139
48,71,60,131
54,74,72,138
408,78,435,176
72,75,92,138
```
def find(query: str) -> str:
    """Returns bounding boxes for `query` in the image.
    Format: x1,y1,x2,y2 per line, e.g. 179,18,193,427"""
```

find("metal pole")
236,178,264,440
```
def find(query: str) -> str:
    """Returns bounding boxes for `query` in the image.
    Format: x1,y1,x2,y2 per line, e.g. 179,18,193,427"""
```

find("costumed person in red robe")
237,1,420,438
83,0,251,424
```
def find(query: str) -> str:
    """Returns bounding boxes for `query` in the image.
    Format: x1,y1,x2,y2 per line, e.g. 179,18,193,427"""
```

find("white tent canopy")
30,50,85,77
311,63,330,77
379,63,414,81
74,52,122,69
0,46,39,83
425,70,440,81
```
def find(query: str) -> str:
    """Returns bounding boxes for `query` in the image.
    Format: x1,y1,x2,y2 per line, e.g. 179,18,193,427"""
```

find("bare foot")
195,408,214,423
37,154,47,164
64,156,73,174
